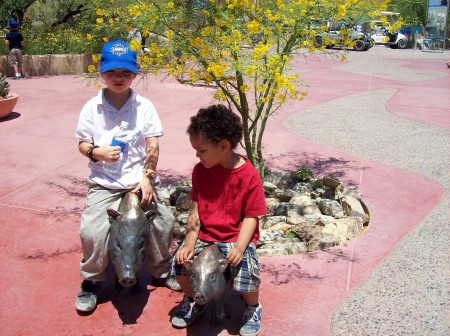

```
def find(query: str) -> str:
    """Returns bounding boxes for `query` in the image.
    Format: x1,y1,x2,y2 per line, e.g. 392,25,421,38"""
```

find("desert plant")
0,73,12,99
296,167,314,182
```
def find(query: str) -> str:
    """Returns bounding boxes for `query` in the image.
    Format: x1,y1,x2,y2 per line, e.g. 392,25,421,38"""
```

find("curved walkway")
0,46,448,335
285,47,449,335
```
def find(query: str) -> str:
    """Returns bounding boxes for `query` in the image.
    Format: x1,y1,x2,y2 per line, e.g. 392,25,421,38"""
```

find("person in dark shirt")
5,20,24,79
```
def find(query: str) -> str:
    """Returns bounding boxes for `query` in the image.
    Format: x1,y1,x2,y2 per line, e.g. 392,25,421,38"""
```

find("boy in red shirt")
171,104,267,336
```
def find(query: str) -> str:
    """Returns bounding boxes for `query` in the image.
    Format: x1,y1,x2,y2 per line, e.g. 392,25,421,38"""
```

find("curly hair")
187,104,243,149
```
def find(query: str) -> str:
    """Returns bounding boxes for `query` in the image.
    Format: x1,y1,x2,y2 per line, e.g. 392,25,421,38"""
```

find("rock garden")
159,168,370,256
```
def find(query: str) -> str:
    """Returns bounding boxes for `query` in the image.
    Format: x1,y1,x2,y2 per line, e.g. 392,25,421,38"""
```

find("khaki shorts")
9,49,23,67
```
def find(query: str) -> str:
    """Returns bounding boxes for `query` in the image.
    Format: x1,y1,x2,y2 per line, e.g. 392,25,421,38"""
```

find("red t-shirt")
191,157,267,245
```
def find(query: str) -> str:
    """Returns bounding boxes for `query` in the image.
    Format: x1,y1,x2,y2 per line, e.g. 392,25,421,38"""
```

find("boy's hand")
226,246,244,267
176,246,194,265
104,145,122,162
94,145,122,162
131,179,155,207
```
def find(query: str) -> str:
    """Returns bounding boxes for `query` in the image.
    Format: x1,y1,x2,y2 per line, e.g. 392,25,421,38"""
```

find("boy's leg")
144,201,180,290
76,183,123,312
16,49,23,77
170,240,210,327
9,49,21,79
221,242,262,336
239,295,262,336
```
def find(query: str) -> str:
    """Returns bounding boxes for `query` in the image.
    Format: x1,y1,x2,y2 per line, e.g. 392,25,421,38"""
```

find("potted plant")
0,73,19,119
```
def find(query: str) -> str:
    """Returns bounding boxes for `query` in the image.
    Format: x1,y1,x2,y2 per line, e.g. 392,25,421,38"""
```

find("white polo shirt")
75,89,163,189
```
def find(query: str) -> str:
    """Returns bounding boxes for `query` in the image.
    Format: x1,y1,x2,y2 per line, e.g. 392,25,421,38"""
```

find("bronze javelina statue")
107,192,156,290
185,244,230,325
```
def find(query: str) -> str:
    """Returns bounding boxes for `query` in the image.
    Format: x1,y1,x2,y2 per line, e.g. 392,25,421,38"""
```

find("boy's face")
101,69,137,94
189,132,228,169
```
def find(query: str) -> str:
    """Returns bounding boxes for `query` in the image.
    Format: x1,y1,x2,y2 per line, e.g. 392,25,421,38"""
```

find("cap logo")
110,43,129,56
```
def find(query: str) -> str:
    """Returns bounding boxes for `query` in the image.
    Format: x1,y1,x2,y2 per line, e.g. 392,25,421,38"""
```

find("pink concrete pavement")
0,49,447,336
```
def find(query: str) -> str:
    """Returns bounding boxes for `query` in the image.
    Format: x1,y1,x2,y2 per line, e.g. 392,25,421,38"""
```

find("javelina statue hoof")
185,244,231,325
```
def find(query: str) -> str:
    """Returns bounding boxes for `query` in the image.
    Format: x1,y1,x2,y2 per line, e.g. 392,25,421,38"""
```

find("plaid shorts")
171,239,261,293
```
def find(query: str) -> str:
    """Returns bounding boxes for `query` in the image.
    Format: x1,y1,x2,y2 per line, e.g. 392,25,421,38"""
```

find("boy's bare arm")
131,136,159,206
176,202,201,264
227,217,257,266
78,141,121,163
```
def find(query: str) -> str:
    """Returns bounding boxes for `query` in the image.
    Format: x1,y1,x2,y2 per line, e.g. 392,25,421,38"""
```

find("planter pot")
0,93,19,119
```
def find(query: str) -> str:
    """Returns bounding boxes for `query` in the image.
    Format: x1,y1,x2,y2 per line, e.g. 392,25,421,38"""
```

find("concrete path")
0,46,448,336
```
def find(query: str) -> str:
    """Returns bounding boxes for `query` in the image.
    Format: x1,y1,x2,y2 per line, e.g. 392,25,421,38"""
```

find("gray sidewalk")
286,47,449,335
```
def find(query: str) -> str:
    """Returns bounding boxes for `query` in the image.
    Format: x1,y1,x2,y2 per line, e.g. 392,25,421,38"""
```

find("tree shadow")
265,151,370,187
261,261,323,285
158,168,190,184
304,247,360,264
20,244,81,260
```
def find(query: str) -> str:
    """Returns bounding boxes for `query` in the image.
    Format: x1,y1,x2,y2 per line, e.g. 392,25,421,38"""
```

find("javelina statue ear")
184,260,193,271
107,209,122,223
144,210,157,221
218,260,228,273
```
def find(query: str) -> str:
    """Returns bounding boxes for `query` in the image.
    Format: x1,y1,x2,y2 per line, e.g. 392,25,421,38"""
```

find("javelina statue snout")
107,192,156,290
185,244,230,325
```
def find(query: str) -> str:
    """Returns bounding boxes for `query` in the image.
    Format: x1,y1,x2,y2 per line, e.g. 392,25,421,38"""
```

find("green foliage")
296,167,314,182
285,231,298,239
21,25,102,55
0,73,11,98
388,0,428,25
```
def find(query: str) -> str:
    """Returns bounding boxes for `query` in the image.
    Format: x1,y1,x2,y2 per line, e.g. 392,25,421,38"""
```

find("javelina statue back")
107,192,156,290
185,244,230,325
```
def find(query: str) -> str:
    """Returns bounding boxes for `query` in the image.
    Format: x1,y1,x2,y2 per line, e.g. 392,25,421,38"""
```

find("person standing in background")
5,20,24,80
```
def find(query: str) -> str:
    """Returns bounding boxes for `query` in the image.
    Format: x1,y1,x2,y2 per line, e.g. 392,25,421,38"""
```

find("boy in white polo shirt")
75,40,180,313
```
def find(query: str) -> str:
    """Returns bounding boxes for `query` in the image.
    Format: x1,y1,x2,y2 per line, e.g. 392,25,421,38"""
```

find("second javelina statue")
185,244,230,325
107,192,156,290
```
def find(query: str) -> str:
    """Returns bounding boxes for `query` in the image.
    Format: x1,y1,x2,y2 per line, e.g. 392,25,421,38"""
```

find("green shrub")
24,25,103,55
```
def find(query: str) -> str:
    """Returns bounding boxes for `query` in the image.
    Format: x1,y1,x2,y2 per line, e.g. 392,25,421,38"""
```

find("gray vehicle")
315,22,372,51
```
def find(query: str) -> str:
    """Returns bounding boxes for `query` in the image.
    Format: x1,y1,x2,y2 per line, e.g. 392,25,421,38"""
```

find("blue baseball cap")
9,20,18,27
100,40,138,74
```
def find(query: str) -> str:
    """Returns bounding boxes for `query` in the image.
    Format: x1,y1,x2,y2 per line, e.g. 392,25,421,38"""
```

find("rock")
335,217,363,241
260,215,286,229
341,196,369,224
321,174,341,189
273,203,301,216
272,188,296,202
286,210,304,225
265,197,281,214
289,195,315,207
266,222,294,233
318,199,344,218
175,191,192,211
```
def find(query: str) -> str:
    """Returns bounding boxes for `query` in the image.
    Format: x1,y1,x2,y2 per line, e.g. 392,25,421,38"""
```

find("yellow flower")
88,65,97,73
96,18,104,25
86,33,93,41
167,30,174,40
247,20,262,35
337,5,346,19
130,40,141,51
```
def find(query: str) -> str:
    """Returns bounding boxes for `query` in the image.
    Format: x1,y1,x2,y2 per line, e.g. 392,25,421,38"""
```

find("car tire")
397,39,408,49
314,35,323,47
353,40,366,51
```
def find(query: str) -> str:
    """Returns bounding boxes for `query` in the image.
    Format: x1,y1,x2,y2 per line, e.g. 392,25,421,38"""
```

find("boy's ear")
219,139,230,151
